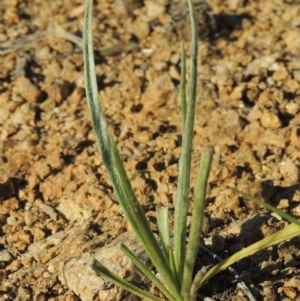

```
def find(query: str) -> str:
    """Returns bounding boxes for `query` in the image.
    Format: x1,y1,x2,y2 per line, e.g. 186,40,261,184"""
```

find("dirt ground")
1,0,300,300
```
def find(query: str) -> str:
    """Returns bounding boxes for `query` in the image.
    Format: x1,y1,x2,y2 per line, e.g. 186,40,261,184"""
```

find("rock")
13,76,43,104
145,0,166,20
244,55,277,77
131,19,150,40
63,231,151,301
278,157,299,184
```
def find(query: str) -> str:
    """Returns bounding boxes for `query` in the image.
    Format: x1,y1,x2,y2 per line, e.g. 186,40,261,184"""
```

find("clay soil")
1,0,300,300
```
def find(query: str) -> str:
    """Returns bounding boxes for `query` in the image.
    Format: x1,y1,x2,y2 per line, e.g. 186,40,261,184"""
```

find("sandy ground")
1,0,300,300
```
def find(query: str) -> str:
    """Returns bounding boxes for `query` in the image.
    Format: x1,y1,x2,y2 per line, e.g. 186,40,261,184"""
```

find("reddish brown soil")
1,1,300,300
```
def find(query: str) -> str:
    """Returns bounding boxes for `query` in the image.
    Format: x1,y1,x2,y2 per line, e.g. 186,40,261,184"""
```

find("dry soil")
1,0,300,301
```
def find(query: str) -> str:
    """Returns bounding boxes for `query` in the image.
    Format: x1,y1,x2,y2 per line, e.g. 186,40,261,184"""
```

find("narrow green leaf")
157,207,171,259
182,148,213,299
233,189,300,227
180,42,187,130
92,259,164,301
190,266,210,301
100,42,138,56
197,223,300,288
173,0,198,283
120,244,177,301
168,245,176,276
156,208,177,275
83,0,181,296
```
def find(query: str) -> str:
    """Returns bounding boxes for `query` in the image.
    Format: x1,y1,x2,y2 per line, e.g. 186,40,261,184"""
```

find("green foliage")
83,0,300,300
